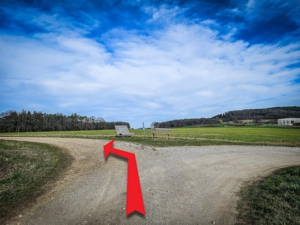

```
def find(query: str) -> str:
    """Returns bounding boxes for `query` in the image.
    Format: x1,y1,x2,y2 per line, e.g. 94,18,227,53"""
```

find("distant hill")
212,106,300,122
155,106,300,128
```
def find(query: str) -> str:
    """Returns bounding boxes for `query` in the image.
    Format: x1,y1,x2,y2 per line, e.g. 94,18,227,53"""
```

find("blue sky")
0,0,299,128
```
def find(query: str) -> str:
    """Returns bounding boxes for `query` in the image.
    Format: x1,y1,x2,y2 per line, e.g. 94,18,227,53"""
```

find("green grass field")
237,166,300,225
1,126,299,147
0,140,72,223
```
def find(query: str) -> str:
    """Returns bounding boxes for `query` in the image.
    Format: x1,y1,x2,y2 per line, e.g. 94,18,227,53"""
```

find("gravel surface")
1,137,300,225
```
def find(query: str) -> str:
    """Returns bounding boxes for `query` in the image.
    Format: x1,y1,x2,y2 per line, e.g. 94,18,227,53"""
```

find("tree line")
153,106,300,128
0,110,130,133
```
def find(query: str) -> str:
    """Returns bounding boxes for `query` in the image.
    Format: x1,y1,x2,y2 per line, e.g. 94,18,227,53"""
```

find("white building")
278,118,300,126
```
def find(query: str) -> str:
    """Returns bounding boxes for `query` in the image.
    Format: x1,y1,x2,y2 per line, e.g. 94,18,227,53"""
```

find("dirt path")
2,137,300,225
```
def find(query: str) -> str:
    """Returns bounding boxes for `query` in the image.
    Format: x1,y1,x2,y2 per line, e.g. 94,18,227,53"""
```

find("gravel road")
1,137,300,225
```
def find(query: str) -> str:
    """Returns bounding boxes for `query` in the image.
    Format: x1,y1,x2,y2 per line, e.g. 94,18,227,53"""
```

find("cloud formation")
0,0,299,127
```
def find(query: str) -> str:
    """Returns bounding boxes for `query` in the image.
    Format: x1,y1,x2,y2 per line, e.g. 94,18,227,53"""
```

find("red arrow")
103,140,146,216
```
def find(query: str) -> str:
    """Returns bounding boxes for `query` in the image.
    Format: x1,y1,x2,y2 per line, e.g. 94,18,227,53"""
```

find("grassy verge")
0,140,73,224
236,166,300,225
0,127,299,147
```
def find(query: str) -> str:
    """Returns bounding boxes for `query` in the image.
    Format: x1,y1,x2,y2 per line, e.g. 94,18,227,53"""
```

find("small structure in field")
151,128,172,139
115,125,134,137
278,118,300,126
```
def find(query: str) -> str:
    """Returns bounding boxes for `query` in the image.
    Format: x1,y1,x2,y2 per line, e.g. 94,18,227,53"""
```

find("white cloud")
246,0,256,11
0,6,299,128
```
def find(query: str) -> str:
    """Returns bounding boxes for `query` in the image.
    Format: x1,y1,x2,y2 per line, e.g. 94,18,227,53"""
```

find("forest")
1,106,300,132
0,110,130,133
154,106,300,128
